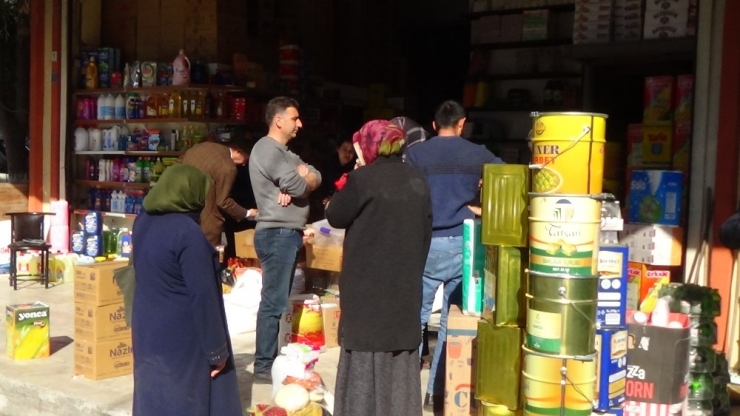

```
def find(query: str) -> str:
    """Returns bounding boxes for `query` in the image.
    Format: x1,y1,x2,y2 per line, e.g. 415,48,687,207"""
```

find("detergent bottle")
172,49,191,86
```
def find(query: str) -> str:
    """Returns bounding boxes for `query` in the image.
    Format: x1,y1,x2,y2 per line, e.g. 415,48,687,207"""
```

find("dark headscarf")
390,116,429,152
352,120,406,166
143,164,212,213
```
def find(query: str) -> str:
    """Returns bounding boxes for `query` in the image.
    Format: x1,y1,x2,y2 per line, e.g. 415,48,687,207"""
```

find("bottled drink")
169,91,182,118
689,346,716,373
685,400,712,416
690,318,718,347
85,56,99,90
688,372,714,401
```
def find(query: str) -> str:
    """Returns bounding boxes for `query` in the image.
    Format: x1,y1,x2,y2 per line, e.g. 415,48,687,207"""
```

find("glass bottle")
194,91,205,118
169,91,182,118
182,90,191,117
158,93,170,117
85,56,99,89
145,95,158,118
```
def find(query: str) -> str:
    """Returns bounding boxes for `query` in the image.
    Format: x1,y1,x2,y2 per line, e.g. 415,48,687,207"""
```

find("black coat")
325,156,432,352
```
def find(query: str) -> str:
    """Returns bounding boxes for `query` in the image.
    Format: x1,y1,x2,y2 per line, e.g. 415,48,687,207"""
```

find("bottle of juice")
169,91,182,118
182,90,191,117
85,56,99,89
145,95,158,118
158,93,170,117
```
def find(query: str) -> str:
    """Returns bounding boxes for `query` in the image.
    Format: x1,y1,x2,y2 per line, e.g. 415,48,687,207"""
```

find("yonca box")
6,302,50,361
594,328,628,411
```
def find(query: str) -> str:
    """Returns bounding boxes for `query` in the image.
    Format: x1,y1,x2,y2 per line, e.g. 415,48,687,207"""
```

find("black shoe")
253,371,272,384
423,393,442,413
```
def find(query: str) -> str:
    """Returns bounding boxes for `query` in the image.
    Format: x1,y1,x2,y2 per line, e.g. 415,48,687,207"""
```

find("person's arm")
481,146,505,164
214,166,249,221
325,173,361,229
177,227,230,369
297,164,321,193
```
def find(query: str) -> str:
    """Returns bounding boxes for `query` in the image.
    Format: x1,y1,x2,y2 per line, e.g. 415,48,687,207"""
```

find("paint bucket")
479,401,523,416
530,112,607,194
529,194,602,277
526,271,598,357
522,346,596,416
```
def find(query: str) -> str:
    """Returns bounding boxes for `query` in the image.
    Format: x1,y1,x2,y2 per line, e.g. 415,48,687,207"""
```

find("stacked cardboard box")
73,261,132,381
573,0,613,45
614,0,642,41
643,0,690,39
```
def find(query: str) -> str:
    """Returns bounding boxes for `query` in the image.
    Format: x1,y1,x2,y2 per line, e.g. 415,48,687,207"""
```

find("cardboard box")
643,23,688,39
644,7,688,27
673,75,694,123
74,302,130,343
620,224,683,266
625,313,690,416
320,297,340,348
597,245,629,328
644,0,689,12
626,124,644,168
627,262,672,311
233,229,258,259
74,337,134,381
627,170,683,226
305,243,342,272
278,295,324,351
6,302,50,361
74,262,127,306
643,77,674,123
594,328,628,411
463,219,485,317
445,305,480,416
672,121,691,174
642,123,673,165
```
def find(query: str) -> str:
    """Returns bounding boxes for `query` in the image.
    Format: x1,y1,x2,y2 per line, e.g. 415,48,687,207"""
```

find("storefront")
18,0,740,411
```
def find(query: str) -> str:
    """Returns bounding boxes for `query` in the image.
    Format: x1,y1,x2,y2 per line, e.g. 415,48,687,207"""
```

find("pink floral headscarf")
352,120,406,166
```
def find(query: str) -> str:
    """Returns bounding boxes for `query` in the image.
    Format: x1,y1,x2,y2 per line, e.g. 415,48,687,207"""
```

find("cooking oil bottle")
85,56,99,89
169,91,182,118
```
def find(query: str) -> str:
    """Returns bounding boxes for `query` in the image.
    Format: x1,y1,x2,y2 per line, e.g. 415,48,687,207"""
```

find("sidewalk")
0,278,435,416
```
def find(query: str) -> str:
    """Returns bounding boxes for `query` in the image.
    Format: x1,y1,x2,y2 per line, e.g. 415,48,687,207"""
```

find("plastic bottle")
182,90,191,117
148,131,161,151
103,190,112,212
142,158,151,183
172,49,191,86
98,159,107,182
97,95,107,120
104,94,115,120
170,129,178,151
88,188,97,210
125,192,134,214
650,296,671,327
158,93,170,117
111,158,121,182
135,158,143,183
93,189,102,210
85,56,99,90
114,94,126,119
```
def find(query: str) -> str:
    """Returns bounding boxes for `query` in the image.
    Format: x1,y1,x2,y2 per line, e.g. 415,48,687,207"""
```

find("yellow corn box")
6,302,50,361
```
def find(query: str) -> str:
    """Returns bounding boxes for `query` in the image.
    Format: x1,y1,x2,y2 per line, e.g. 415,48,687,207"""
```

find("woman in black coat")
326,120,432,416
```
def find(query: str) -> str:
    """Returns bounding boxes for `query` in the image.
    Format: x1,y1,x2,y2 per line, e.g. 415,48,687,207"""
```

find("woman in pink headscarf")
326,120,432,416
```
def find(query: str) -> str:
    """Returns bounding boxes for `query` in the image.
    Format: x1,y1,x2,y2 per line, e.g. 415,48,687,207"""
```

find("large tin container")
481,164,530,247
476,320,524,409
482,246,528,327
525,271,598,357
530,112,607,194
529,195,602,277
522,346,597,416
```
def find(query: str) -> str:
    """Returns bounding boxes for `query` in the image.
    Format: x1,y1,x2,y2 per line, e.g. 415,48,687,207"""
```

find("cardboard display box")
595,328,628,411
74,337,134,381
305,243,342,272
625,312,690,416
74,302,130,343
627,262,673,312
320,296,340,348
233,229,258,259
445,305,480,416
597,245,629,327
74,262,127,306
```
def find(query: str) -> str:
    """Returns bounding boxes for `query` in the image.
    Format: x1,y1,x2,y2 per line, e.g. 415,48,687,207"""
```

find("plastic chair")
6,212,55,290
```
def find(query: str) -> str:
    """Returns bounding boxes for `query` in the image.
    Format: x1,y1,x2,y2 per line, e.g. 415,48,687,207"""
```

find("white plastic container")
88,128,102,151
104,94,115,120
311,219,345,246
97,95,106,120
114,94,126,119
74,127,89,151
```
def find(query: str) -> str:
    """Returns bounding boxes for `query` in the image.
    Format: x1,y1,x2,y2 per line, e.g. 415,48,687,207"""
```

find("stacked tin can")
522,112,610,416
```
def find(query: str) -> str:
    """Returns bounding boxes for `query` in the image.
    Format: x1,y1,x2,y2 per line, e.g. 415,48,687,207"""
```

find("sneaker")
423,393,442,413
253,371,272,384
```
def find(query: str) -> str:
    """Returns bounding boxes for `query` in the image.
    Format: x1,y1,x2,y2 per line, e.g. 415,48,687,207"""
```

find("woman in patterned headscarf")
326,120,432,416
389,116,430,160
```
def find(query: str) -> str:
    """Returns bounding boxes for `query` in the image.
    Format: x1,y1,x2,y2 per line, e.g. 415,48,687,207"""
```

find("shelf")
465,3,575,19
470,38,573,51
74,84,259,95
74,118,254,126
467,106,581,113
483,72,582,81
75,151,184,157
76,180,151,190
73,209,137,219
565,37,697,63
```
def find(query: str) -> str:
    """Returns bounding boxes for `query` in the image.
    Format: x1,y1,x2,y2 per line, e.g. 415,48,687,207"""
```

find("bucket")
526,271,598,357
530,112,607,194
522,346,596,416
479,401,523,416
529,195,602,277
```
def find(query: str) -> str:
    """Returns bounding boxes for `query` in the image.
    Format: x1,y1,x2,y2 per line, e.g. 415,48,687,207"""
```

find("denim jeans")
253,228,304,373
420,235,463,397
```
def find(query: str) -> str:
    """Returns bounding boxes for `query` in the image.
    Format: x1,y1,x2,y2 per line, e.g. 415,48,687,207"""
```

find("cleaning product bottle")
85,56,99,90
104,94,115,120
172,49,191,86
114,94,126,119
97,95,107,120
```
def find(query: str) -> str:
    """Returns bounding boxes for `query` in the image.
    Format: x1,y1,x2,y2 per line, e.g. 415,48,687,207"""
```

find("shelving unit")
485,72,582,81
469,38,573,51
74,150,184,157
76,180,151,190
74,118,255,126
73,84,278,96
73,209,137,219
464,3,575,19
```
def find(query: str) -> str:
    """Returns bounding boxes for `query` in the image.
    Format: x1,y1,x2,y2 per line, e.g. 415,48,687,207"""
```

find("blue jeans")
253,228,304,373
420,235,463,397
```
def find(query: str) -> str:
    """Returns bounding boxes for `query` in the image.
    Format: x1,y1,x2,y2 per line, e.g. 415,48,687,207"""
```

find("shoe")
253,371,272,384
423,393,442,413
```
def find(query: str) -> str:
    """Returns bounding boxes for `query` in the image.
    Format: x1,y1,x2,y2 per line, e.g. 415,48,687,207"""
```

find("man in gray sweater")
249,96,321,382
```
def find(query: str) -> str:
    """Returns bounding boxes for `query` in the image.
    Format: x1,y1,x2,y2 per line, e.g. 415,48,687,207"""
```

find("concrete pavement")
0,277,436,416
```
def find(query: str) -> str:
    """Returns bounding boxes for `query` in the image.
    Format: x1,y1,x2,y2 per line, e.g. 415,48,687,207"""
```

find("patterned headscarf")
352,120,406,166
390,117,429,151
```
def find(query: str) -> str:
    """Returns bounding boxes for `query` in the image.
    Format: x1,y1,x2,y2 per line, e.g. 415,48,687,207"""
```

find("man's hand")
297,164,309,177
245,208,258,220
278,192,292,207
467,205,482,217
211,359,227,378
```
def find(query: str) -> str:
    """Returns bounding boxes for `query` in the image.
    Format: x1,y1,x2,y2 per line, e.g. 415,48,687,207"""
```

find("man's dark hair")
434,100,466,129
265,96,299,125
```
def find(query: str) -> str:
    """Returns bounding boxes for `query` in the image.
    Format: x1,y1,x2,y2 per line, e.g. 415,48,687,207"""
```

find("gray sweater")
249,136,322,230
